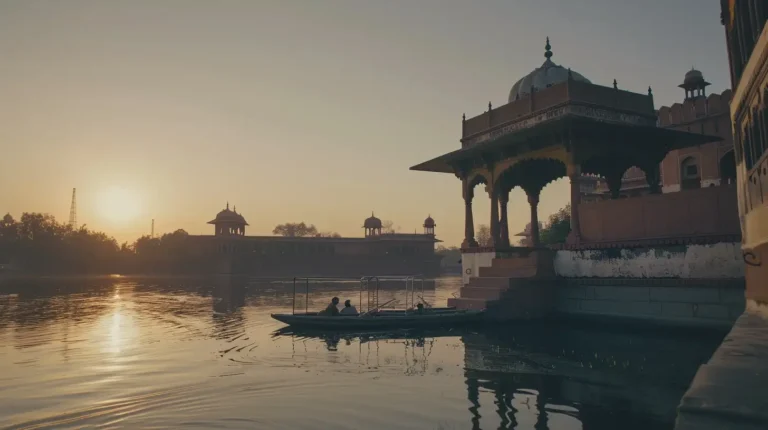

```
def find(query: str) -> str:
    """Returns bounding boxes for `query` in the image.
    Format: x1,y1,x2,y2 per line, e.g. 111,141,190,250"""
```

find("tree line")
0,214,403,274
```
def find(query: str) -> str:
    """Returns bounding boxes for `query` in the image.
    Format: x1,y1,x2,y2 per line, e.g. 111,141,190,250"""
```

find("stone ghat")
453,245,745,328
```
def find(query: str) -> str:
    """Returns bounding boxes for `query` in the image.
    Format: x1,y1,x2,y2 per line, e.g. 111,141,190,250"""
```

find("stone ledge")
675,312,768,429
562,278,745,288
550,235,742,250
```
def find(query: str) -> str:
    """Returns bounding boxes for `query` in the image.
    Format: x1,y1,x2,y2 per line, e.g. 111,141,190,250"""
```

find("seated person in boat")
319,297,340,316
416,303,425,314
340,299,358,315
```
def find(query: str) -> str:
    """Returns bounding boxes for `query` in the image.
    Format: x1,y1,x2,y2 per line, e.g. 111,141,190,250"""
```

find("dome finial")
544,37,552,60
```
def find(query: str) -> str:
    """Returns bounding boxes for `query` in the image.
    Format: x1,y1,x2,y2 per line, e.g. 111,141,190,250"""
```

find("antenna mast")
151,219,155,238
68,188,77,229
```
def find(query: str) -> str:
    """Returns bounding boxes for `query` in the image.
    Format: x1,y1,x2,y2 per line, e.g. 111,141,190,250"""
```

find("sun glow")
98,187,142,223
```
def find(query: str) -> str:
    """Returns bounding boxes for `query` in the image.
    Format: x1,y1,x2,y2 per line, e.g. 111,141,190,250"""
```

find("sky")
0,0,730,247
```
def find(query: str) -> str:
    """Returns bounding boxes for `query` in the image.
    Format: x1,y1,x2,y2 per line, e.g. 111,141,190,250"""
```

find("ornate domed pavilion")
208,203,248,236
678,68,710,100
423,215,436,235
363,212,382,237
508,38,591,102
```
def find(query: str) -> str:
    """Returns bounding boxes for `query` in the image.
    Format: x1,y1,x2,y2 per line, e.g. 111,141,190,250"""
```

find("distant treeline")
0,212,195,274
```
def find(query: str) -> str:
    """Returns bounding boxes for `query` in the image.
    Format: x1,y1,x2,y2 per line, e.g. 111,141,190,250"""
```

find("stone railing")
578,184,740,246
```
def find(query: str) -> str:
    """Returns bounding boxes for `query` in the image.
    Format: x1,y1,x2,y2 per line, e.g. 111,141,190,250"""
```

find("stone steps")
459,286,506,300
447,297,488,310
467,276,512,288
452,252,556,315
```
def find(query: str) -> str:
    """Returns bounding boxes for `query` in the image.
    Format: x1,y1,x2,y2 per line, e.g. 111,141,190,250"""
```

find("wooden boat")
273,275,484,330
270,308,484,330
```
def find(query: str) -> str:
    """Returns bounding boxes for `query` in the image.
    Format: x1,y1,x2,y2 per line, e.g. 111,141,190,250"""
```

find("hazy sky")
0,0,729,246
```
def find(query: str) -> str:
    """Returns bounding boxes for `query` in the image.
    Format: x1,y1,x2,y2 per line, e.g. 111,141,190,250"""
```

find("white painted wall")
554,243,744,278
461,251,495,285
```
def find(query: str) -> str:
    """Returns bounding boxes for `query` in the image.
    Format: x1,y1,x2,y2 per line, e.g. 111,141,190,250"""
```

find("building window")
681,157,700,190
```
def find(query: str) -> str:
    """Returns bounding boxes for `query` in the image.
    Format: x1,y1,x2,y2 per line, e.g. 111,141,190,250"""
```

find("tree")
539,204,571,245
317,231,342,238
475,224,492,247
381,220,397,234
272,222,318,237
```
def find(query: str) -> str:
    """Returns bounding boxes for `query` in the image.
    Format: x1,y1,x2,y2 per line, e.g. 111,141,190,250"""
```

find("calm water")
0,276,724,429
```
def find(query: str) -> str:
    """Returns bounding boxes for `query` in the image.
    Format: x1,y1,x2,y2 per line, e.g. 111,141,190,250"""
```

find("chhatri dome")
208,203,249,236
508,37,591,103
363,212,382,229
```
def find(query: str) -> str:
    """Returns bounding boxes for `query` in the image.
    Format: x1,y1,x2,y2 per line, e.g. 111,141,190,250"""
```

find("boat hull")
270,310,484,330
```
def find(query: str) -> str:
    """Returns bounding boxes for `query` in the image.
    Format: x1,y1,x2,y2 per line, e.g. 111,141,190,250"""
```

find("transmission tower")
68,188,77,229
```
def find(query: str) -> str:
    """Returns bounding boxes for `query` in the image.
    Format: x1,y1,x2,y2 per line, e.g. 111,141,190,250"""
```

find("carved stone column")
489,188,500,248
528,192,541,247
461,183,478,248
606,173,622,199
644,163,662,194
499,191,510,247
568,173,582,244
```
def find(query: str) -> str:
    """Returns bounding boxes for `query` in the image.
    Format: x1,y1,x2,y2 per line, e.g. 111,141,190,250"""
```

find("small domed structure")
363,212,382,237
208,203,248,236
679,68,710,100
508,37,591,103
423,215,436,235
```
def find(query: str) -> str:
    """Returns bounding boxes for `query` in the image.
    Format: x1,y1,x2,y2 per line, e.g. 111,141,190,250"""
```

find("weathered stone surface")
468,277,511,289
579,299,661,316
720,287,746,304
559,286,587,299
675,313,768,430
593,286,650,302
650,287,721,304
460,286,504,300
695,304,730,320
555,296,581,312
729,303,746,319
661,302,696,319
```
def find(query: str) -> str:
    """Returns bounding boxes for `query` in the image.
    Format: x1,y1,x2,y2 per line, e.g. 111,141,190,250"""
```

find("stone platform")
675,312,768,429
449,248,556,319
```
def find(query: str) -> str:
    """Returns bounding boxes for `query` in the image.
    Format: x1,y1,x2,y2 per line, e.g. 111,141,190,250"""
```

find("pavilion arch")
720,150,737,185
581,154,662,198
492,148,570,185
459,171,491,248
581,155,634,199
493,158,568,247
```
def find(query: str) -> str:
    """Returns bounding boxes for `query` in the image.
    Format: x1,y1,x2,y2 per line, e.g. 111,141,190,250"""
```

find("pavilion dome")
508,37,591,103
423,215,435,228
683,69,704,84
680,68,709,89
208,203,249,225
363,212,382,229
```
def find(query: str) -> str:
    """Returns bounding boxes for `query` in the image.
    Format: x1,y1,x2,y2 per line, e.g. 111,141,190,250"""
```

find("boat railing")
291,275,426,316
361,275,425,313
292,277,361,315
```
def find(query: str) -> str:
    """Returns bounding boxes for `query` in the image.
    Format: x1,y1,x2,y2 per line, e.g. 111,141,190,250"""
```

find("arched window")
680,156,701,190
720,151,737,184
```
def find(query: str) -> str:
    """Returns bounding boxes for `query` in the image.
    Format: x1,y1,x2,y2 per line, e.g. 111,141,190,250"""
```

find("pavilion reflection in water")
279,323,722,430
461,324,722,430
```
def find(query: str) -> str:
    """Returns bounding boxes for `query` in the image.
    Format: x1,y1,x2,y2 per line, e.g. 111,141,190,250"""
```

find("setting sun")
98,187,142,223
